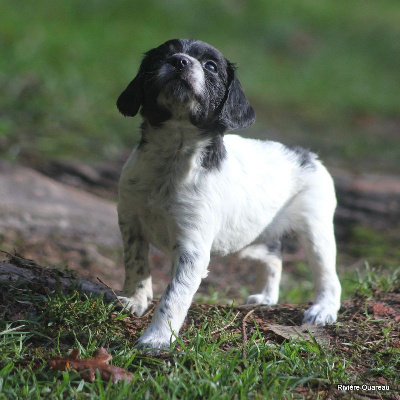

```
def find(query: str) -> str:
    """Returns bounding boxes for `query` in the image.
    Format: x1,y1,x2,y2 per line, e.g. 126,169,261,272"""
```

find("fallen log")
0,252,116,302
332,168,400,239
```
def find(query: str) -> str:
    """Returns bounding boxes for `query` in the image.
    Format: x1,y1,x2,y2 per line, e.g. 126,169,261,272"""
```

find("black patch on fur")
163,250,199,306
217,62,255,131
137,266,144,275
163,276,190,301
134,252,143,261
178,250,198,267
137,283,144,289
159,306,172,319
127,233,136,246
164,282,173,301
267,240,282,255
173,251,199,290
287,146,316,169
116,72,143,118
201,134,227,171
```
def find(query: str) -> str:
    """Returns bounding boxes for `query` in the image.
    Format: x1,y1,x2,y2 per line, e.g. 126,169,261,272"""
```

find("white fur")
118,124,341,349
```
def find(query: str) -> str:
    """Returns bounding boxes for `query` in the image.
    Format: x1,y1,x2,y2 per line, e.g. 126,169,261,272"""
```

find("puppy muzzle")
157,53,205,99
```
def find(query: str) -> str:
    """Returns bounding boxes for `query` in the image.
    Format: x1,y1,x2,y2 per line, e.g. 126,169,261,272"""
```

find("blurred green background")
1,0,399,172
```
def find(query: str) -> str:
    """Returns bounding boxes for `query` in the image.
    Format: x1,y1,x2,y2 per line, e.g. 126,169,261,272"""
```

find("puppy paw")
117,292,152,317
245,294,277,306
303,303,338,326
136,328,173,351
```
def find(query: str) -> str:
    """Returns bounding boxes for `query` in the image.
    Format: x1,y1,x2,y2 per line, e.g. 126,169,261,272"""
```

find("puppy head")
117,39,255,131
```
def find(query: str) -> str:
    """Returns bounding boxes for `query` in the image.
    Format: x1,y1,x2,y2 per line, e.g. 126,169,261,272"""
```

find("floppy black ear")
219,63,255,130
116,73,143,117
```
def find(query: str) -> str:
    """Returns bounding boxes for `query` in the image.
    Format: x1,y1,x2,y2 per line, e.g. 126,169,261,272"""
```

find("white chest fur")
118,123,210,254
118,132,316,257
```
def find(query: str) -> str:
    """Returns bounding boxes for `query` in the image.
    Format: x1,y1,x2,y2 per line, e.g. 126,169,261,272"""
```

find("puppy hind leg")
298,221,341,326
117,218,153,316
240,241,282,306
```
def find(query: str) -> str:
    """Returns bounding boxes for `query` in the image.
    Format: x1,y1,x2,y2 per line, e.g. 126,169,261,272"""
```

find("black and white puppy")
116,39,341,349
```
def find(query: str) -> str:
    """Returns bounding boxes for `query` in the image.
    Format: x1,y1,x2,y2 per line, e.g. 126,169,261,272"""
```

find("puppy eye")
204,61,218,73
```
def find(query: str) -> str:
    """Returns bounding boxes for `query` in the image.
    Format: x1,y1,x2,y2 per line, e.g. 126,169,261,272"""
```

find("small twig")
96,277,127,311
1,249,13,257
141,303,156,318
210,311,240,336
1,250,37,266
241,306,259,358
97,277,156,319
1,249,19,258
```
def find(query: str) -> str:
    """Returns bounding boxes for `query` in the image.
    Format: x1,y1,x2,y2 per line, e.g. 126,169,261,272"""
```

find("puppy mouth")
160,70,196,92
157,73,201,108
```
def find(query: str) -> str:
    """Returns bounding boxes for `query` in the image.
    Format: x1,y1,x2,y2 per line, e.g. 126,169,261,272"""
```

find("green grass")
0,265,399,399
354,263,400,299
0,293,344,399
279,261,399,304
1,0,399,171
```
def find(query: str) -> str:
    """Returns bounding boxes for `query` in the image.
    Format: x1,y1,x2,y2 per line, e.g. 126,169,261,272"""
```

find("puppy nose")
168,54,192,70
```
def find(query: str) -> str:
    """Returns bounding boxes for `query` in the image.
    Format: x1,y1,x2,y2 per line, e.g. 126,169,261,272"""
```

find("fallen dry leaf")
48,348,133,384
266,324,330,345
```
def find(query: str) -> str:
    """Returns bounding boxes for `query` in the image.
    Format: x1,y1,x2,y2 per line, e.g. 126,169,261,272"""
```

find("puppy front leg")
118,217,152,316
137,246,210,349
